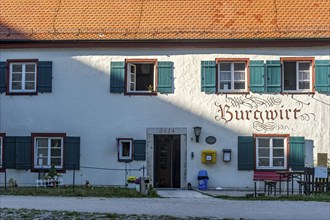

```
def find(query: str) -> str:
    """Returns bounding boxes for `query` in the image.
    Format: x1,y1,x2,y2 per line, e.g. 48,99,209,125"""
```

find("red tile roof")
0,0,329,41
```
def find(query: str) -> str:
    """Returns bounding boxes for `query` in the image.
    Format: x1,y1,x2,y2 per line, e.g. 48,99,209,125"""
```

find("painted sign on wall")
214,95,316,132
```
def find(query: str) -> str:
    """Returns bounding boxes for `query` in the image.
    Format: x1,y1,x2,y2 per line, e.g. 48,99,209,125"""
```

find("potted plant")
134,178,141,192
45,164,62,187
127,176,136,189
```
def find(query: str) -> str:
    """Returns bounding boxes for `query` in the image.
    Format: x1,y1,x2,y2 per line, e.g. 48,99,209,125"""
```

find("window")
34,136,64,169
283,62,311,91
117,138,133,162
256,136,287,170
281,58,314,92
217,59,248,92
126,60,157,93
9,62,37,93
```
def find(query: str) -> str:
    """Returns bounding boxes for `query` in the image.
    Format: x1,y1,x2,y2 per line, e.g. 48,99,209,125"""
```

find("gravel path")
1,195,329,220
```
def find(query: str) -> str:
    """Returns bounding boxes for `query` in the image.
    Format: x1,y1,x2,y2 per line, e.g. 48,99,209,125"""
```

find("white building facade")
0,45,329,189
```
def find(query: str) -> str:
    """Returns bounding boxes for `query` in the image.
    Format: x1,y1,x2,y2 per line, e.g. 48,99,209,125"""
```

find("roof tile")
0,0,329,41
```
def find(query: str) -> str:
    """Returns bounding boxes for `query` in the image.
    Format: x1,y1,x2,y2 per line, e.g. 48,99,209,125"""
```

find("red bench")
253,171,288,196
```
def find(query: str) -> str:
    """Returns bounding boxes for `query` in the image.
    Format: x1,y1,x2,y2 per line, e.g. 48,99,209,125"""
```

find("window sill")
281,91,315,95
217,91,250,95
255,168,286,171
6,92,38,96
32,167,65,173
118,159,133,162
125,92,157,96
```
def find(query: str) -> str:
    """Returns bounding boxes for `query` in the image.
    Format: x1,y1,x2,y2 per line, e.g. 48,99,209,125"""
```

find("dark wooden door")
154,135,181,188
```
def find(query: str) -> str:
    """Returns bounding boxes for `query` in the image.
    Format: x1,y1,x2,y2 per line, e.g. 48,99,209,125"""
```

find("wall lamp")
193,126,202,143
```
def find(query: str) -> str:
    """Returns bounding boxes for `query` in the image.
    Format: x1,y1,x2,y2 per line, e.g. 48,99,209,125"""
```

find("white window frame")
0,137,2,168
282,61,312,92
9,62,37,93
256,137,287,170
34,137,64,169
126,62,156,93
218,62,247,92
118,139,133,161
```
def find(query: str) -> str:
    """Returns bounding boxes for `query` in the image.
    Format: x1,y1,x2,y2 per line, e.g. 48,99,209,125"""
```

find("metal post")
125,163,128,186
142,165,145,177
4,167,7,190
73,169,75,192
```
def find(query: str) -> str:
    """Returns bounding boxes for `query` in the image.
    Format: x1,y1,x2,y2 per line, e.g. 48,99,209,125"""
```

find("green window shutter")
0,62,6,93
110,61,125,93
266,61,281,93
37,61,53,93
15,137,32,169
250,61,265,93
238,136,254,170
133,140,146,161
3,137,16,169
201,61,216,93
289,136,305,171
315,60,330,92
64,137,80,170
157,61,174,94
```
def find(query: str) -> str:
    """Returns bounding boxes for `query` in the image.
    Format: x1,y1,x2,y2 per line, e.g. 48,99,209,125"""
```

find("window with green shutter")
0,62,6,93
110,60,174,95
64,137,80,170
110,61,125,93
315,60,330,92
266,61,281,93
37,61,53,93
0,134,4,170
3,137,16,169
15,137,32,170
289,136,305,171
201,61,216,93
1,60,52,95
3,136,32,170
133,140,146,161
237,136,254,170
250,60,265,93
157,62,174,94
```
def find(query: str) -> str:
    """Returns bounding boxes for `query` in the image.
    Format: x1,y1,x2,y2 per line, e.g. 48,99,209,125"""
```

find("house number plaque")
158,128,175,134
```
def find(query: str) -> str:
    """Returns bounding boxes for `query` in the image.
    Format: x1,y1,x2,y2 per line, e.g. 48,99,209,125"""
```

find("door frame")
146,128,187,188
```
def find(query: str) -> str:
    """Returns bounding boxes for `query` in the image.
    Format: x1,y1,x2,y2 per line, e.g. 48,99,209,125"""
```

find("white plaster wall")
0,47,329,188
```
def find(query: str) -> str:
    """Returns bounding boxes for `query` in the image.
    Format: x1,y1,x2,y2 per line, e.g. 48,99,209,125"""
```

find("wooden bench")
253,171,285,196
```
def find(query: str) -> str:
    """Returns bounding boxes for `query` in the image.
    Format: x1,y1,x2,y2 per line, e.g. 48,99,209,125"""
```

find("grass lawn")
216,193,330,202
0,208,209,220
0,186,158,198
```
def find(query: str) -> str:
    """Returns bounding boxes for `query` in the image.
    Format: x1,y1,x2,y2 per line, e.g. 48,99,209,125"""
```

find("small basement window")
126,60,157,93
117,138,133,162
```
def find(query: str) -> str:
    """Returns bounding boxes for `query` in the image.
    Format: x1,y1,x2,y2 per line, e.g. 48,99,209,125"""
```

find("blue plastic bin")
197,170,209,190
